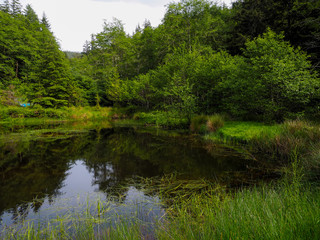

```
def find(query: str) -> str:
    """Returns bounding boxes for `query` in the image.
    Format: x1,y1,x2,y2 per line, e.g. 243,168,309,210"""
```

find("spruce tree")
41,12,51,30
24,4,39,25
0,0,10,13
10,0,22,16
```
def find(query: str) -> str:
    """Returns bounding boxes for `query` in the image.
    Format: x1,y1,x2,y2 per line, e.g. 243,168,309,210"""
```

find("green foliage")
2,0,320,121
0,2,77,108
2,179,320,239
162,75,197,123
230,0,320,66
162,0,232,52
190,115,208,133
206,118,320,177
251,119,320,170
135,111,188,129
219,30,319,121
0,106,67,119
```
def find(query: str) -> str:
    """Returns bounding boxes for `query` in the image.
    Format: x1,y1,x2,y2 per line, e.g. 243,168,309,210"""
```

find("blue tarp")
20,103,31,107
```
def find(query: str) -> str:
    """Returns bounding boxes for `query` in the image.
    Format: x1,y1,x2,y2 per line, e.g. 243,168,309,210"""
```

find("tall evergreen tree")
0,0,10,13
10,0,22,15
24,4,39,25
41,12,51,30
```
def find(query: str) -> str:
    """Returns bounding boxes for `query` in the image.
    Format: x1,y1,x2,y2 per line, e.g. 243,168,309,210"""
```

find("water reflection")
0,126,251,226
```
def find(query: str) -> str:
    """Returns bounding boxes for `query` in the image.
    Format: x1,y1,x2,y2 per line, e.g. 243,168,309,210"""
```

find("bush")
218,30,319,122
137,111,188,129
190,115,208,133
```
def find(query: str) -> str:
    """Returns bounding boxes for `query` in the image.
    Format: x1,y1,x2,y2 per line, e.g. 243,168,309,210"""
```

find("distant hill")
64,51,82,59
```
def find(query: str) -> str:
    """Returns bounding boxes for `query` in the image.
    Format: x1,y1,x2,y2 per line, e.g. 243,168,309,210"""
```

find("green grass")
2,179,319,240
0,106,112,123
158,184,320,240
212,121,281,142
204,119,320,178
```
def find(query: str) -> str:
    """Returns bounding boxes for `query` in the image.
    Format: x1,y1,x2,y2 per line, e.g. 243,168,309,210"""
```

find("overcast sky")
17,0,233,52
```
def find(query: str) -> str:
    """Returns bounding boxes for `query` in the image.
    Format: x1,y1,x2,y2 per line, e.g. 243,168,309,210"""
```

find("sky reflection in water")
0,126,250,227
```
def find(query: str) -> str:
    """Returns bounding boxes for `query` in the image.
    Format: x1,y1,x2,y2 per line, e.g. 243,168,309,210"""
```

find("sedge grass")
156,182,320,240
1,174,320,240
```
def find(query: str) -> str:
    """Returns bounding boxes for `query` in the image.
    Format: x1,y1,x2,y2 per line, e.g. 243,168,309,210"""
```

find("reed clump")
190,114,224,134
206,114,224,132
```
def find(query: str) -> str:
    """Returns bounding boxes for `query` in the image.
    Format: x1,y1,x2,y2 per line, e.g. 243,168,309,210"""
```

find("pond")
0,122,257,229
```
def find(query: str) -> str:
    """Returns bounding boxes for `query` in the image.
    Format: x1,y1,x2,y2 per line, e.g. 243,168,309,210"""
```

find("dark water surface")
0,123,253,227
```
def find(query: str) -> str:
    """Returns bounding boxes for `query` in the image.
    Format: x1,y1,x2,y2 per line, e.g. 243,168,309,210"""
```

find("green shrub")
190,115,208,133
137,111,188,129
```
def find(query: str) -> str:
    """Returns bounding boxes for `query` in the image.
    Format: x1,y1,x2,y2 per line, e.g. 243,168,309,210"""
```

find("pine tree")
0,0,10,13
41,12,51,30
10,0,22,16
28,27,71,107
24,4,39,24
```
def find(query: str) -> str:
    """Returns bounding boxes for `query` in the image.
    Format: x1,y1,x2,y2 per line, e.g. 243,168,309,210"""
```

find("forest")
1,0,320,123
2,0,320,238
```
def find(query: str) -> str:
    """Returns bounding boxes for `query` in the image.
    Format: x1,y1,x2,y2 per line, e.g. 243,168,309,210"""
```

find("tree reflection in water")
0,126,251,225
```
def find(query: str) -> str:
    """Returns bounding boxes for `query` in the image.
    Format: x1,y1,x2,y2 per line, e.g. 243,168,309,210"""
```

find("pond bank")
1,111,320,239
2,177,319,239
0,106,112,123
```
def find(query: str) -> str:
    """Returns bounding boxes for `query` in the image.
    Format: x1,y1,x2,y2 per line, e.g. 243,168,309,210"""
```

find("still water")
0,124,253,227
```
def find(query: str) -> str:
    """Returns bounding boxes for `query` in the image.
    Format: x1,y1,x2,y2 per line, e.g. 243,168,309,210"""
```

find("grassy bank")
1,111,320,239
158,184,320,240
197,117,320,179
111,110,320,178
0,106,112,123
2,179,319,240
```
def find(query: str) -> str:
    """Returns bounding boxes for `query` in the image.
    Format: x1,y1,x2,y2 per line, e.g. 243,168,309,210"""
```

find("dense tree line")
1,0,320,121
0,0,77,107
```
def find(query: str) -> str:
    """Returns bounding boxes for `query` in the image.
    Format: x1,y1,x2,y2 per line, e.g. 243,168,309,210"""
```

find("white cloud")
92,0,171,7
19,0,232,52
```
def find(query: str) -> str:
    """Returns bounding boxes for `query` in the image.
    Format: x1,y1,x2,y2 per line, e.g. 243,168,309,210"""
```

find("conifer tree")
24,4,39,24
0,0,10,13
10,0,22,15
41,12,51,30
